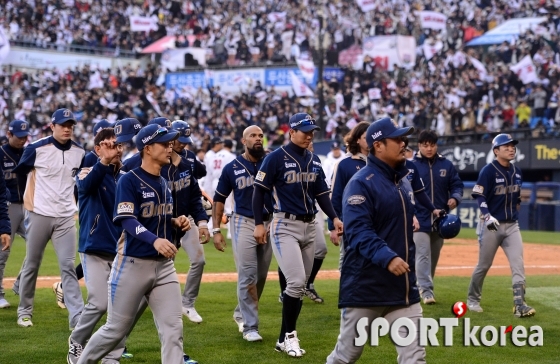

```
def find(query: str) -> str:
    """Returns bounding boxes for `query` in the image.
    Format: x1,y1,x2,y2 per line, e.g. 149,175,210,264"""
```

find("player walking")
213,126,273,342
83,119,112,167
253,113,343,357
14,109,84,329
77,124,191,364
467,134,536,318
202,137,224,199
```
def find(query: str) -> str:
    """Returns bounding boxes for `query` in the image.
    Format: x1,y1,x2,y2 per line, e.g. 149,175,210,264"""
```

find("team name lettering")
169,175,191,192
371,131,382,140
140,201,173,218
3,171,16,180
234,169,246,175
3,162,14,167
284,171,317,183
236,175,255,190
142,191,155,198
285,162,297,168
141,136,153,143
494,184,520,195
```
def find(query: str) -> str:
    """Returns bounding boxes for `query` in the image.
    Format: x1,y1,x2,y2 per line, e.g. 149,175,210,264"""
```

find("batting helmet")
492,134,518,149
171,120,193,144
433,213,462,239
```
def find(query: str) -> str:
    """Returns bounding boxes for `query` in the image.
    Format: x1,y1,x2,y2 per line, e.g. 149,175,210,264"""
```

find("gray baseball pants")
77,256,183,364
413,231,444,296
314,218,327,260
0,203,27,298
326,303,426,364
181,216,204,309
468,221,525,304
70,253,125,361
17,211,83,328
230,213,272,333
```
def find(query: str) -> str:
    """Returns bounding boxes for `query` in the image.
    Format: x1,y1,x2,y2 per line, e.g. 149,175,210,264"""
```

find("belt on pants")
236,213,272,222
279,212,315,223
498,220,516,224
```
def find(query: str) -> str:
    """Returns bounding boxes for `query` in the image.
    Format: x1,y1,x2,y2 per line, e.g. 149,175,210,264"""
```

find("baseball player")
13,108,84,329
467,133,536,318
213,125,273,342
326,117,426,364
322,142,345,186
252,113,343,357
412,130,464,305
214,139,236,238
83,119,112,167
0,120,28,308
121,117,172,172
202,137,224,199
166,121,210,324
77,124,191,364
67,127,128,364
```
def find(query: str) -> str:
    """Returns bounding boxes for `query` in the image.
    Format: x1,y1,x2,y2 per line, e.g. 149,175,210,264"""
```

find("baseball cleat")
275,340,307,355
233,316,244,333
305,284,324,303
422,292,436,305
121,346,133,359
182,307,203,323
467,301,483,313
284,331,305,357
0,298,10,308
183,353,198,364
513,304,536,318
52,282,66,309
17,317,33,327
67,337,83,364
243,331,263,342
278,292,283,303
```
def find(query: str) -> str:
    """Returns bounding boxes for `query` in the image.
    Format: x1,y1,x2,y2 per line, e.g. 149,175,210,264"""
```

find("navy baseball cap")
289,113,320,132
51,108,76,125
114,118,142,143
211,136,223,145
148,117,172,129
224,139,233,148
93,119,111,136
366,117,415,149
331,142,341,149
8,120,30,138
136,124,179,151
171,120,193,144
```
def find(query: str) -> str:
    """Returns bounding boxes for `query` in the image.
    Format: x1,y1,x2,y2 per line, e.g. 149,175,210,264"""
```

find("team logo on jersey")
347,195,366,205
313,161,322,166
473,185,484,194
285,162,297,168
117,202,134,214
256,171,266,181
440,169,446,177
495,178,504,183
142,191,155,198
234,169,245,175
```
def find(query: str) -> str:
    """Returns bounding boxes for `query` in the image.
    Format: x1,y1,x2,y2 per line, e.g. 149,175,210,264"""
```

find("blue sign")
323,67,345,82
265,68,305,87
166,72,206,90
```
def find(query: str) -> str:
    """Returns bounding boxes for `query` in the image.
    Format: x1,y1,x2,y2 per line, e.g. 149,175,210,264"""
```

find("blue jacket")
76,161,124,256
83,150,100,168
339,155,420,308
121,153,141,172
328,154,366,231
0,163,11,235
411,152,464,232
0,144,26,203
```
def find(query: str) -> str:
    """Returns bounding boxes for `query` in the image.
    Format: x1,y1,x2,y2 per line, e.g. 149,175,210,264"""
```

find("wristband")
212,228,222,234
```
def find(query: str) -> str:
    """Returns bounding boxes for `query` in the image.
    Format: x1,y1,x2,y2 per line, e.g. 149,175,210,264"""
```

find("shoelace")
70,342,83,357
285,335,302,355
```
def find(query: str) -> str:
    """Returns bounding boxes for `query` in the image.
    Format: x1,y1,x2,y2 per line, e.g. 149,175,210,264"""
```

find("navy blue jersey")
328,154,366,230
405,160,425,193
113,167,173,258
0,163,11,235
0,144,26,203
181,149,207,179
215,155,273,218
472,161,522,221
121,153,141,172
83,150,100,168
254,143,330,215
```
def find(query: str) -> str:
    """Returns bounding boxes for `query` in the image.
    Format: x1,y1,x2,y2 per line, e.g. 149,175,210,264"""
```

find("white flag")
355,0,376,12
129,15,159,32
469,56,487,80
423,40,443,60
416,11,448,30
289,72,314,97
296,59,315,84
510,55,538,84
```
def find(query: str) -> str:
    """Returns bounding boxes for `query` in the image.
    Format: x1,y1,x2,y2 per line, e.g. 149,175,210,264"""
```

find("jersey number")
213,160,222,169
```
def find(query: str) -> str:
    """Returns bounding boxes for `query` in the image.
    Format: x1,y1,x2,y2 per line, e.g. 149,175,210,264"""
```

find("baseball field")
0,227,559,363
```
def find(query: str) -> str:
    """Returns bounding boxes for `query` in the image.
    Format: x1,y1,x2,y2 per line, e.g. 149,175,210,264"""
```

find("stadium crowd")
1,0,560,153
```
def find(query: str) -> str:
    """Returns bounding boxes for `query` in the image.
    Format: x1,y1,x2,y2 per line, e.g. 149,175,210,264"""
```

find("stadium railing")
10,40,137,59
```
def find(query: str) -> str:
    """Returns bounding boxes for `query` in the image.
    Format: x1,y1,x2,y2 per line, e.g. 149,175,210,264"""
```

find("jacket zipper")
429,160,434,226
90,214,100,235
396,177,409,306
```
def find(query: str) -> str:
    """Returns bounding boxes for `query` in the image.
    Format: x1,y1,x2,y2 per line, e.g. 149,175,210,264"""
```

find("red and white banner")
362,35,416,71
416,11,447,30
356,0,376,12
290,71,314,97
129,15,159,32
368,88,381,100
422,40,443,60
296,58,315,84
510,55,538,84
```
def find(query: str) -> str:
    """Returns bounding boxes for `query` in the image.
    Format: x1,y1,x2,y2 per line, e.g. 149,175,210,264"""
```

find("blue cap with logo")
51,108,76,125
289,113,321,132
171,120,193,144
114,118,142,143
366,117,415,149
8,120,30,138
136,124,179,151
148,117,172,129
93,119,111,136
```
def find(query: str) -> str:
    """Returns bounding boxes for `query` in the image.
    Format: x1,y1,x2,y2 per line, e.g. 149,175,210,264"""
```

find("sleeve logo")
347,195,366,205
117,202,134,214
472,185,484,194
256,171,266,181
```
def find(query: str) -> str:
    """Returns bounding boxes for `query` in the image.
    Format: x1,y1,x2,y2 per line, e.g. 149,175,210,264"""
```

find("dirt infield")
4,239,559,289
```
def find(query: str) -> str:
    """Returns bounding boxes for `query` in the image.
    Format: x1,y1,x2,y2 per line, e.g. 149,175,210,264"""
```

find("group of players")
0,108,536,364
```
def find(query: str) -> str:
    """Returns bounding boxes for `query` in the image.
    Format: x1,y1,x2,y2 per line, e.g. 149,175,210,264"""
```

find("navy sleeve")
476,195,490,216
215,165,233,200
414,190,436,212
76,162,113,195
12,145,36,176
254,153,276,190
316,193,337,221
0,164,11,235
408,163,425,193
113,174,141,224
121,217,158,245
194,158,207,179
252,184,266,225
471,166,492,199
329,162,345,230
447,163,464,204
189,179,208,224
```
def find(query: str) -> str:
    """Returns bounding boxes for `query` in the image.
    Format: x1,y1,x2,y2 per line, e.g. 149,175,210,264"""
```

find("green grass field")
0,227,559,363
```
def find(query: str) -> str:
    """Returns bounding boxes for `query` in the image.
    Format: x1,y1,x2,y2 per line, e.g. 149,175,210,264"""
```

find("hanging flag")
509,55,538,84
296,58,315,84
289,71,314,97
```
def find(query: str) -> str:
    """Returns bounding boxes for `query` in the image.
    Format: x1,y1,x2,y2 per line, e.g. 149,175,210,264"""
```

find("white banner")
368,88,381,100
296,58,315,84
416,11,448,30
423,40,443,60
355,0,376,12
161,47,207,71
267,12,286,23
510,55,538,84
0,28,10,65
469,56,487,80
290,71,314,97
363,36,416,71
129,15,159,32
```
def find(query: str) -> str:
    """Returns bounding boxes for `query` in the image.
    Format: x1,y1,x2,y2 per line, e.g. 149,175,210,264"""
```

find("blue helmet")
171,120,193,144
492,133,518,149
433,213,461,239
93,119,111,136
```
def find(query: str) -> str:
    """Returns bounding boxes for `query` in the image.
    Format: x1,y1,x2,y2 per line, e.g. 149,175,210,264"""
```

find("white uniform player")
213,140,236,238
202,137,224,199
322,142,345,187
